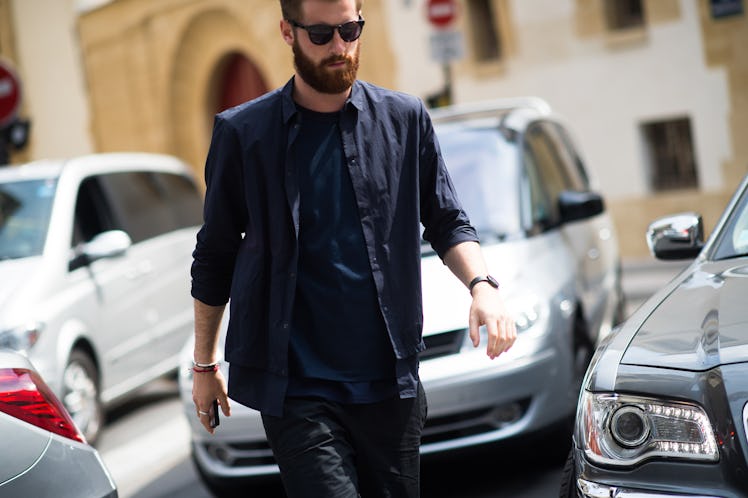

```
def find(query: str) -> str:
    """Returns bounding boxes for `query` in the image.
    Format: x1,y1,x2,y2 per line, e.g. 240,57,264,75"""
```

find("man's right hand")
192,369,231,434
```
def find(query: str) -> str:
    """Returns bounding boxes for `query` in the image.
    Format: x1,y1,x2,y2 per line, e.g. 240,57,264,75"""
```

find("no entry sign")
427,0,457,28
0,59,21,128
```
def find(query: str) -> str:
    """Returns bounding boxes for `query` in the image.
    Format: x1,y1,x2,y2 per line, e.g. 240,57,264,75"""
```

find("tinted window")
72,176,118,246
158,173,203,229
0,178,57,259
522,121,594,230
97,172,173,244
545,123,590,191
523,124,566,228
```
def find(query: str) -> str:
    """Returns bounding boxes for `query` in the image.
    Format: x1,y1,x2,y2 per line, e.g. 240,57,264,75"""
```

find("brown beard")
293,39,360,94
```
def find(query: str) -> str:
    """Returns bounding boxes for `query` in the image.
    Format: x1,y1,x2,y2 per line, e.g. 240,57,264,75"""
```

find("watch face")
487,275,499,288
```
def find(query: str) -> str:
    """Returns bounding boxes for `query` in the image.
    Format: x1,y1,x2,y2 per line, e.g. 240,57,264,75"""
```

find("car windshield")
0,178,57,260
711,181,748,260
435,124,521,243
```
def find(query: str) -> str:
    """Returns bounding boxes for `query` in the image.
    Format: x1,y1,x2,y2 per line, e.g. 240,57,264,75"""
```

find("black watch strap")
469,275,499,292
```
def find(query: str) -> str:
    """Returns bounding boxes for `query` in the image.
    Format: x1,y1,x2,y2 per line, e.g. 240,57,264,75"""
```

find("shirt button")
289,272,296,279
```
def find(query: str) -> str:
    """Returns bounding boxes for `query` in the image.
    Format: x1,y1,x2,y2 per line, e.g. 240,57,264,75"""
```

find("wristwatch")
468,275,499,292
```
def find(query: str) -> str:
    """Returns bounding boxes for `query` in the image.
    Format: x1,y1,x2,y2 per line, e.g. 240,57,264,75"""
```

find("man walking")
190,1,516,496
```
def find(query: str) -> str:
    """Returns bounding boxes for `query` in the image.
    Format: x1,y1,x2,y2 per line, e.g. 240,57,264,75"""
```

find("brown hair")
280,0,363,21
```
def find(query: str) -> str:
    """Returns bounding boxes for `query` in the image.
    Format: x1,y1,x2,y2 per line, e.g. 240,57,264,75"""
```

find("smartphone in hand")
210,399,220,428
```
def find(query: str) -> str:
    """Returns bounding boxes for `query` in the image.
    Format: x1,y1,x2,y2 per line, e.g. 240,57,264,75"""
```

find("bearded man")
190,1,516,496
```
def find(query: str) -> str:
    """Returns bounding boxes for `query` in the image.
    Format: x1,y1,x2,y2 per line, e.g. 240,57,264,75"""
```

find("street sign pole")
426,0,461,107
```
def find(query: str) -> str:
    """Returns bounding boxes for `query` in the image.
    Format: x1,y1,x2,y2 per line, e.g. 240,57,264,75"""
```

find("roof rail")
428,97,552,121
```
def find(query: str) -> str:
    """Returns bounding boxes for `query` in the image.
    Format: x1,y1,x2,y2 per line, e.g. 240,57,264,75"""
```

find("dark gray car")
561,174,748,497
0,349,118,497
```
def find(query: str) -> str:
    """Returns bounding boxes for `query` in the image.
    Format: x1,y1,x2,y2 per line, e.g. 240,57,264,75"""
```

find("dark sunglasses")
288,17,365,45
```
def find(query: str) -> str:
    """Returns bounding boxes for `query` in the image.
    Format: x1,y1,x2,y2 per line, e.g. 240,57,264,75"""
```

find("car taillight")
0,368,85,443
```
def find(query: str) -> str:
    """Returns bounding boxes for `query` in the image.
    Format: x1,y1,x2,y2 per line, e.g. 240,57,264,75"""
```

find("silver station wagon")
179,98,625,495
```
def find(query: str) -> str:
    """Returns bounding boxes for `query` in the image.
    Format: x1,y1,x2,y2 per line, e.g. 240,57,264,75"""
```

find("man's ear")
280,19,295,46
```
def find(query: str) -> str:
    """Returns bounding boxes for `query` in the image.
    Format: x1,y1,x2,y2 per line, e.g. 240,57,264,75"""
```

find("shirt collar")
280,77,365,125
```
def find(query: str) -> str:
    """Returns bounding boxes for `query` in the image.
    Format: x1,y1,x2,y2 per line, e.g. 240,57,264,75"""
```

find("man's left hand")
468,285,517,359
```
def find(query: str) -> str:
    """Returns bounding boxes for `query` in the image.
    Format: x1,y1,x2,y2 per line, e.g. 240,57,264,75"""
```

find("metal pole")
443,63,453,107
0,130,9,166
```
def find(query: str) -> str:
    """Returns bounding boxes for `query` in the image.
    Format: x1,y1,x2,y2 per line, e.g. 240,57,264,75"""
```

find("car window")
435,124,522,240
711,183,748,260
522,121,596,230
0,178,57,260
99,172,176,244
523,124,567,228
544,123,590,191
157,173,203,229
72,176,118,246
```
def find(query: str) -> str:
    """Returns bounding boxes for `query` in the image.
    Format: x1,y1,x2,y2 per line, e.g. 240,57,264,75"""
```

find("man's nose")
329,29,348,51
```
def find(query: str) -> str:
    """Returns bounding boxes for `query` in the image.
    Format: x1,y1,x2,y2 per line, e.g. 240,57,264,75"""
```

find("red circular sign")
0,59,21,128
427,0,457,28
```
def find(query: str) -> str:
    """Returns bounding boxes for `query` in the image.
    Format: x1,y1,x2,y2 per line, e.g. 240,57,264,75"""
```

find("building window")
642,117,699,191
710,0,744,19
604,0,645,30
467,0,501,62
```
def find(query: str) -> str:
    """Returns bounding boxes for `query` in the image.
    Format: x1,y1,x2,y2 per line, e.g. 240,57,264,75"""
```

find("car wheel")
62,349,104,445
558,448,577,498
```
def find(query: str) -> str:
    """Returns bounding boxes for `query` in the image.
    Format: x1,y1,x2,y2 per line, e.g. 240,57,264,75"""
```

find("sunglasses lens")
339,21,363,42
307,26,335,45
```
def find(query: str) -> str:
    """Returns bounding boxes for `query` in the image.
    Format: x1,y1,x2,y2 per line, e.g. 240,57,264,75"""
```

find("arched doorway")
210,51,269,115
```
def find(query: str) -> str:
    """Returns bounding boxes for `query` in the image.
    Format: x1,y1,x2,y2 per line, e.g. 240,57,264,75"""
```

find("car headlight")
578,391,718,467
0,322,43,354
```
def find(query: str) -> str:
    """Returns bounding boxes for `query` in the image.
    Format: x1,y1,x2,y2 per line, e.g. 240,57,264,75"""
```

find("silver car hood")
621,259,748,371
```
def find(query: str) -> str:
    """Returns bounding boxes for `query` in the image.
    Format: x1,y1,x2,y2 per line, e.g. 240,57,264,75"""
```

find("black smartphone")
210,399,220,428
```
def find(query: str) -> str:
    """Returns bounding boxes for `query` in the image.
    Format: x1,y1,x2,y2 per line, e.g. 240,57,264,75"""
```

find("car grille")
203,440,276,468
421,329,466,360
421,398,531,446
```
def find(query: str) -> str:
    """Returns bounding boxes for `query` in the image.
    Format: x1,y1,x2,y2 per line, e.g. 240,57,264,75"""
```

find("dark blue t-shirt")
287,105,396,402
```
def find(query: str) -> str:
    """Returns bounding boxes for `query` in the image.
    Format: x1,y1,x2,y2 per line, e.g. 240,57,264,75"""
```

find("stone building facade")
1,0,746,258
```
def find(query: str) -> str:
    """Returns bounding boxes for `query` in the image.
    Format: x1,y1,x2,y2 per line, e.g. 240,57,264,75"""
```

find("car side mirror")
646,212,704,260
69,230,132,271
558,190,605,223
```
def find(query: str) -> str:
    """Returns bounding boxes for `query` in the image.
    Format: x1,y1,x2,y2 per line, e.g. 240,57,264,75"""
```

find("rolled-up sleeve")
191,116,248,306
417,103,478,259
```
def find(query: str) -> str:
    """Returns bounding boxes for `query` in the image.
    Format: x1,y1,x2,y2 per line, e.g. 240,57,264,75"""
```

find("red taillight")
0,368,85,443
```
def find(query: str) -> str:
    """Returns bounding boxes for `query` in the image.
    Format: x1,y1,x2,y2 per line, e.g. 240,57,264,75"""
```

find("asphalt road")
97,257,687,498
97,381,568,498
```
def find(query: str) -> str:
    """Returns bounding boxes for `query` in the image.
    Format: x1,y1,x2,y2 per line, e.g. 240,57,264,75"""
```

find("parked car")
0,349,118,496
178,98,625,494
561,174,748,497
0,152,203,444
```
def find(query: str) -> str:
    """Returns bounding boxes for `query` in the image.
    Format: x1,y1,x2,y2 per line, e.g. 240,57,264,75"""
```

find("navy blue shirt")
191,78,477,416
288,106,396,402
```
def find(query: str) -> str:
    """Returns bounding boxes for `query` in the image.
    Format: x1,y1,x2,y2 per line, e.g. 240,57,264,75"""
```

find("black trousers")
261,383,427,498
